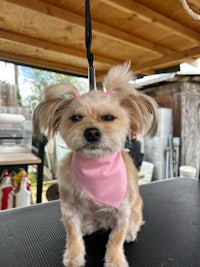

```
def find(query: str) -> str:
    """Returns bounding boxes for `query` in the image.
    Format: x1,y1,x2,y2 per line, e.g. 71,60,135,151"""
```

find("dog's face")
33,62,158,156
58,91,130,158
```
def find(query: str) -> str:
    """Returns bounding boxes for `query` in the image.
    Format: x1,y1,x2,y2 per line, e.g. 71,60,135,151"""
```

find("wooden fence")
0,82,17,106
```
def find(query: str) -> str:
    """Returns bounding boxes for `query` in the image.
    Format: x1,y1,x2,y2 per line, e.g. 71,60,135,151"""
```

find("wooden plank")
101,0,200,43
173,92,182,138
0,152,41,165
0,35,199,77
181,85,200,177
0,51,88,77
188,0,200,5
133,46,200,73
0,30,117,66
5,0,172,55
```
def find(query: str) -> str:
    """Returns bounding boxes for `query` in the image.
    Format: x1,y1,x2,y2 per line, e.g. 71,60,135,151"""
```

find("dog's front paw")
125,231,137,243
63,250,85,267
104,251,129,267
125,220,145,243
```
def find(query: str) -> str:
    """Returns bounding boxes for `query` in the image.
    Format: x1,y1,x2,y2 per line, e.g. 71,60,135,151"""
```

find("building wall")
144,78,200,178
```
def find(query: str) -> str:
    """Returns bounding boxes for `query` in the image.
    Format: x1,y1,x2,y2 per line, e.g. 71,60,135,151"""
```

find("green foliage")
19,66,88,106
17,87,22,106
0,80,9,85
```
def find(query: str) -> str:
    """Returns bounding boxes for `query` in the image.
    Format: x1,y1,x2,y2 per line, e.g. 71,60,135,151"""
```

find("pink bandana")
71,152,127,208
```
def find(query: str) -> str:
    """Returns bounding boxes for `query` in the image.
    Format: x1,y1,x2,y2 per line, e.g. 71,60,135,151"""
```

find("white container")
179,166,197,178
0,113,32,153
15,176,31,208
144,108,172,180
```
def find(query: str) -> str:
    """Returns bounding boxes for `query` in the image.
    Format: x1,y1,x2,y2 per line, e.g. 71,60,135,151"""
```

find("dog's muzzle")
84,127,101,143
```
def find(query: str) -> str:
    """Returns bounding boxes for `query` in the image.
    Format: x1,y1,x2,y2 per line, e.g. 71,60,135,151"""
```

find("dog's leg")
104,216,129,267
62,215,85,267
126,196,143,243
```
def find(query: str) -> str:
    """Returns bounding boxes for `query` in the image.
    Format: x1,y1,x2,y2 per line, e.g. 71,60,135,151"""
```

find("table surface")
0,152,41,165
0,178,200,267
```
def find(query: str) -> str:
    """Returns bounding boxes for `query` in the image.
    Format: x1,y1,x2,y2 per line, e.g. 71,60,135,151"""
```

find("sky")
0,61,15,84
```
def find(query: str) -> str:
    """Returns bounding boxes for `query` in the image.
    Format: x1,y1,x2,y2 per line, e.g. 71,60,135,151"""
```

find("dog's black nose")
84,128,101,142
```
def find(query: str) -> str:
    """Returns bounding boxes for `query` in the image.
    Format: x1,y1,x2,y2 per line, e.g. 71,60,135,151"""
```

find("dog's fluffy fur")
33,62,158,267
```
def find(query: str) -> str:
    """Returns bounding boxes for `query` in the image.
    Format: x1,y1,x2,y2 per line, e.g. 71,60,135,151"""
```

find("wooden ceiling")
0,0,200,80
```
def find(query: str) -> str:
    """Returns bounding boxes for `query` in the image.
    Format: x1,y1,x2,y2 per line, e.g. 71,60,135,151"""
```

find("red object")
1,187,13,210
0,169,14,210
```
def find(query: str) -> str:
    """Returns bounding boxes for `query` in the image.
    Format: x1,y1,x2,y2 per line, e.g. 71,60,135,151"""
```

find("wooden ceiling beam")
5,0,172,55
0,29,116,66
185,0,200,6
0,50,88,77
134,46,200,73
101,0,200,43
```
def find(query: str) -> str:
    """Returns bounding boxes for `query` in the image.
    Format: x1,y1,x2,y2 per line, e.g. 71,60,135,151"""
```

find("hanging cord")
180,0,200,20
85,0,96,90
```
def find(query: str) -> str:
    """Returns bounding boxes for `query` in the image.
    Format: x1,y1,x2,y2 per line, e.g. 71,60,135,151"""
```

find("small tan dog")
33,62,158,267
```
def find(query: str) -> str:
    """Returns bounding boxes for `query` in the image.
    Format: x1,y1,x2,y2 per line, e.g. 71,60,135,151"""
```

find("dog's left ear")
103,62,158,138
120,92,158,138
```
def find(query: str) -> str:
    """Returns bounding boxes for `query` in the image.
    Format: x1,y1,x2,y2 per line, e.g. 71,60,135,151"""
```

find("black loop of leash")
85,0,96,90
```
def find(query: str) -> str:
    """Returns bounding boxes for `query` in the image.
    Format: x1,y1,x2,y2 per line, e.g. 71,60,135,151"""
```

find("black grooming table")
0,178,200,267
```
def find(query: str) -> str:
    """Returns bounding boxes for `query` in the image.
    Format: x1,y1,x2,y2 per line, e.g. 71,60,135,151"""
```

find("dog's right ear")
33,83,79,141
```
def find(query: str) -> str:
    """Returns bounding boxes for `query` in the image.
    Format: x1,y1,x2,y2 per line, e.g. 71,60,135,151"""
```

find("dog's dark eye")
101,114,116,121
70,114,83,122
